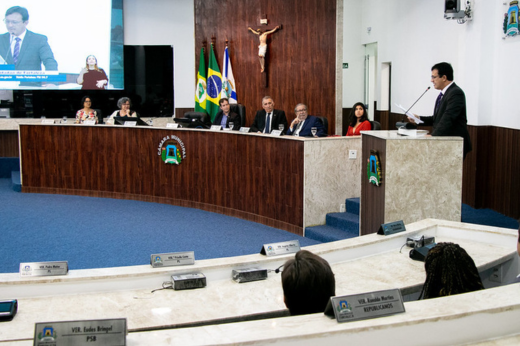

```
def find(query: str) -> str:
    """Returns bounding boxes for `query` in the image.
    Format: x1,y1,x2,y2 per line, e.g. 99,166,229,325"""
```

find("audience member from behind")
212,98,240,130
74,96,97,124
419,242,484,299
286,103,326,137
77,55,108,90
281,250,336,315
107,97,138,124
250,96,288,134
346,102,371,136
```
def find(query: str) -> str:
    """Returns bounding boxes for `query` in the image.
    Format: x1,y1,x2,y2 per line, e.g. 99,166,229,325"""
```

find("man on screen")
0,6,57,70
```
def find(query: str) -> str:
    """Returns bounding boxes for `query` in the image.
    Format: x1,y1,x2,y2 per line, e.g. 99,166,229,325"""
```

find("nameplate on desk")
378,220,406,236
223,127,232,131
123,121,137,127
83,120,96,125
41,119,55,124
19,261,68,277
270,130,282,136
210,125,222,131
166,123,179,128
239,127,250,133
325,288,405,323
34,318,126,346
260,240,300,256
150,251,195,268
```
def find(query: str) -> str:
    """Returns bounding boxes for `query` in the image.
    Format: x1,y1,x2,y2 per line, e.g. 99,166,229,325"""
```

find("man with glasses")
0,6,57,71
409,62,472,158
286,103,326,137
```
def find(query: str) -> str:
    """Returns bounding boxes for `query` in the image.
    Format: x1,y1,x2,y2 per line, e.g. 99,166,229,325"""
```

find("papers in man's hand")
395,103,423,124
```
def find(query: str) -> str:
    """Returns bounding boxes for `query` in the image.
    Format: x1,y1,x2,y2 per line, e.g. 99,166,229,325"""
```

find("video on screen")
0,0,123,90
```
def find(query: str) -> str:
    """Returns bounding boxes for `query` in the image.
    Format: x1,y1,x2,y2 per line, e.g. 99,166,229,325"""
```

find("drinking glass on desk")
311,127,317,137
229,122,234,130
278,124,284,132
61,116,67,124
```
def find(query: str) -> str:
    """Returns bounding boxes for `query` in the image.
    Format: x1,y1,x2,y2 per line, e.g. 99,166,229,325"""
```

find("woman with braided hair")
419,242,484,299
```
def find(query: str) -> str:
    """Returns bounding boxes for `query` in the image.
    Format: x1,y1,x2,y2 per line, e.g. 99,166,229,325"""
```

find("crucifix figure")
248,26,280,73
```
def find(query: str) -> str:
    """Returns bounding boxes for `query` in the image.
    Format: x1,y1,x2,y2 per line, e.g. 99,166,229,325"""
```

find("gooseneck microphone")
397,86,431,129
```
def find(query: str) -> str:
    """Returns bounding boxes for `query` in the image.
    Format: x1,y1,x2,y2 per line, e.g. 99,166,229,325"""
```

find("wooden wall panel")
0,131,19,157
19,125,304,235
194,0,336,132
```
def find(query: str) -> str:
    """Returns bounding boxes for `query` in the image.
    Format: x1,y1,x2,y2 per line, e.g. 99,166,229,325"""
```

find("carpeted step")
305,225,358,243
326,212,360,233
0,158,20,178
11,171,21,192
345,197,360,215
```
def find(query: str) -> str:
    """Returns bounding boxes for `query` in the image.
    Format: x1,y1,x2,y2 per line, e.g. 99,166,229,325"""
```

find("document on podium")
395,103,423,124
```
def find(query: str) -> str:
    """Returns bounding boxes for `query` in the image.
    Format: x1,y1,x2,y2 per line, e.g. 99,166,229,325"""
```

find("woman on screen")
74,96,98,124
77,55,108,90
346,102,371,136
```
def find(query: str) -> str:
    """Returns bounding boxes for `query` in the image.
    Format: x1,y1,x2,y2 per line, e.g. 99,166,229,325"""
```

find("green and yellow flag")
206,44,222,122
195,48,207,113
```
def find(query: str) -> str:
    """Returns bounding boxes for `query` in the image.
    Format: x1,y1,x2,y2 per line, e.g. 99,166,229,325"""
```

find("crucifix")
248,18,282,74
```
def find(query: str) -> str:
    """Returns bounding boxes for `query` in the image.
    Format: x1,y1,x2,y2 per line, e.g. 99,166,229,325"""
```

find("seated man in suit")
0,6,57,71
286,103,326,137
281,250,336,316
212,98,241,130
250,96,288,134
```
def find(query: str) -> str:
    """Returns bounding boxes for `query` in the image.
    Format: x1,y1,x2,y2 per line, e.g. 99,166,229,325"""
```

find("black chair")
317,116,329,135
93,109,103,124
229,103,246,126
370,120,381,130
178,111,210,129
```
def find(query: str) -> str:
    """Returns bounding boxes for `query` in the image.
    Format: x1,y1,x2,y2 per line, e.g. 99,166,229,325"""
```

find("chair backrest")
93,109,103,124
184,111,207,121
229,103,246,126
370,120,381,130
317,116,328,135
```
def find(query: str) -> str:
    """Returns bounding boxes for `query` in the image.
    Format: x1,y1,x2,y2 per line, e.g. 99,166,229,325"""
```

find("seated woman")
107,97,139,124
346,102,371,136
74,96,98,124
419,242,484,299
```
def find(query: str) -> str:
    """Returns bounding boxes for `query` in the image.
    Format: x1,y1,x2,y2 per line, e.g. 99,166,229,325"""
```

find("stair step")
305,225,358,243
326,212,360,232
11,171,21,192
345,197,360,215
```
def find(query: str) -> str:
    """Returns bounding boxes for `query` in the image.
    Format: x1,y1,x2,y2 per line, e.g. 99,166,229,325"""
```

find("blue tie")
13,37,21,64
434,92,443,113
265,113,271,133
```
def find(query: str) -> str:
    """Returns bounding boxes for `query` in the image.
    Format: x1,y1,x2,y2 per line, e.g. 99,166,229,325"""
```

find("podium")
360,131,463,235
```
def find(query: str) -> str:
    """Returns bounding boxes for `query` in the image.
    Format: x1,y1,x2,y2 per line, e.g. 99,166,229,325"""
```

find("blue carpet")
0,179,321,273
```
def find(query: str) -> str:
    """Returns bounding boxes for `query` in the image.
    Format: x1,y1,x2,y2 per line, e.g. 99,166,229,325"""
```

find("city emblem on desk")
503,1,520,38
367,149,382,186
158,135,186,165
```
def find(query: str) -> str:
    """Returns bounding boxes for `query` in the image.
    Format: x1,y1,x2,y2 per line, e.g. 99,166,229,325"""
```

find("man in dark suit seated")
0,6,57,71
250,96,288,134
212,98,241,130
286,103,326,137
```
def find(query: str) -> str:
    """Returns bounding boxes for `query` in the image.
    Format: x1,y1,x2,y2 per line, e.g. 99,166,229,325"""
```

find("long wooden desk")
18,124,362,235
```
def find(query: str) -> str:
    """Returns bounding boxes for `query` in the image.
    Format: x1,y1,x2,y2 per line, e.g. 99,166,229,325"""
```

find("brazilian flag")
207,44,222,122
195,48,207,113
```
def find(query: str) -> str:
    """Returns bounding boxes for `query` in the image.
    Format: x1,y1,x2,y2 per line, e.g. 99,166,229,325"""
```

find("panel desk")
18,124,362,235
0,219,517,345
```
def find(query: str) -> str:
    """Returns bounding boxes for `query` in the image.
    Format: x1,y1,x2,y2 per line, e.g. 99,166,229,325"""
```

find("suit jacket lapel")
16,31,31,66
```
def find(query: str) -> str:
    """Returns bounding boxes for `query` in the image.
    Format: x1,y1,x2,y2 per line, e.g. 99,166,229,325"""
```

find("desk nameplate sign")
378,220,406,236
239,127,250,133
260,240,300,256
123,121,137,127
150,251,195,268
270,129,282,136
83,120,96,125
34,318,126,346
210,125,222,131
41,119,55,124
166,123,179,128
325,288,405,323
20,261,68,277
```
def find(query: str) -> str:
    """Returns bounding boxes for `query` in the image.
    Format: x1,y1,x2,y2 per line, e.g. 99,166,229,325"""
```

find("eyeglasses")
3,19,23,25
295,109,307,113
431,75,440,79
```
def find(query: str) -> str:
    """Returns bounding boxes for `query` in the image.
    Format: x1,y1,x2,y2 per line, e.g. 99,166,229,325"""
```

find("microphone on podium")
396,86,430,129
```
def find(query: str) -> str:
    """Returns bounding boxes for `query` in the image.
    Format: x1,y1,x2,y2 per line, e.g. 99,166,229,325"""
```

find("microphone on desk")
396,86,430,129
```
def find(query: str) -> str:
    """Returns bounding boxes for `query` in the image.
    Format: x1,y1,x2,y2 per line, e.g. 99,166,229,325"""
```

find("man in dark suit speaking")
0,6,57,71
409,62,472,158
250,96,288,134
